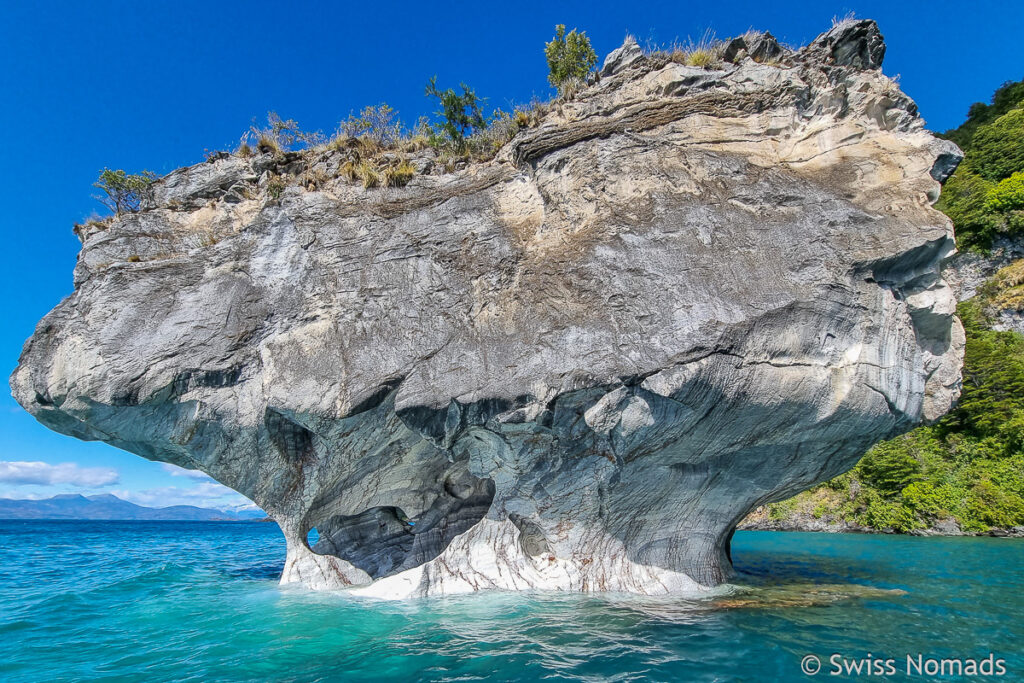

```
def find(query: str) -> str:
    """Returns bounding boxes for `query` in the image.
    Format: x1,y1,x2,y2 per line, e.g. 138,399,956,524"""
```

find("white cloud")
0,460,119,487
0,488,51,500
160,463,214,481
112,481,259,512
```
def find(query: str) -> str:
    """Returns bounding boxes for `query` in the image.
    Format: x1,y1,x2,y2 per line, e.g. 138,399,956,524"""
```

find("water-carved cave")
307,466,495,579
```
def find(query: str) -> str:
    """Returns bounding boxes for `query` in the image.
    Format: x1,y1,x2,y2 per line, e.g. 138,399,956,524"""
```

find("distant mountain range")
0,494,266,521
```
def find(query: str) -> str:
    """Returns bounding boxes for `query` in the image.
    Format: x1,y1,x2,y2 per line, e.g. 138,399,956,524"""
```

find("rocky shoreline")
739,508,1024,537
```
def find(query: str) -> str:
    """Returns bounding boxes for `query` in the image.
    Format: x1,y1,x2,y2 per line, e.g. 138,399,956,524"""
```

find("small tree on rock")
93,168,158,214
424,76,487,150
545,25,597,96
248,112,324,153
339,103,404,146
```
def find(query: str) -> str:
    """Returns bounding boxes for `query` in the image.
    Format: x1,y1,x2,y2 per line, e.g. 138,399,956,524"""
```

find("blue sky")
1,0,1022,510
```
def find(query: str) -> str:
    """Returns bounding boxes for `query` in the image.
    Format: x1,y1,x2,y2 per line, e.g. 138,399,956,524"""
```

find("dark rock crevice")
308,465,495,579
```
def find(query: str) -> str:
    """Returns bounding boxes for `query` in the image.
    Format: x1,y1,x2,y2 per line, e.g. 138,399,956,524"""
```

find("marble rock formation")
12,20,964,597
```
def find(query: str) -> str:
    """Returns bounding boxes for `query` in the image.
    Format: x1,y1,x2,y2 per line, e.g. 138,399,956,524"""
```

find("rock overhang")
12,19,964,597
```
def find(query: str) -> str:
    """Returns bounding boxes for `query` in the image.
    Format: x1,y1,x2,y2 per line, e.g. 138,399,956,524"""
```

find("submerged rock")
12,20,963,598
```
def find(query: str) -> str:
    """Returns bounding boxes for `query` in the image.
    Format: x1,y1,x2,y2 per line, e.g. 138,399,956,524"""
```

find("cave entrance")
306,466,495,579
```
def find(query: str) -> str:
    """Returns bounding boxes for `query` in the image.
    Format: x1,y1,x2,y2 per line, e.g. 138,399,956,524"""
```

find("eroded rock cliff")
12,20,964,597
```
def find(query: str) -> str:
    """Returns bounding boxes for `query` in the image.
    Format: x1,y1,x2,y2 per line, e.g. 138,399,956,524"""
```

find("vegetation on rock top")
545,25,598,96
93,168,157,215
83,23,799,223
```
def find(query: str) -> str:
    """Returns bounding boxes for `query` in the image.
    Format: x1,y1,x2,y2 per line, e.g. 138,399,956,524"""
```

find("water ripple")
0,522,1021,682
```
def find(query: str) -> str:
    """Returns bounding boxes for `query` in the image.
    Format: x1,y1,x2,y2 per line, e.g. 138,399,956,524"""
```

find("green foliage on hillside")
944,301,1024,435
936,78,1024,251
762,81,1024,533
941,80,1024,150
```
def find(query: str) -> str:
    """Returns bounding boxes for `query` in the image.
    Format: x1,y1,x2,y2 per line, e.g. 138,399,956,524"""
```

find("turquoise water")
0,522,1021,682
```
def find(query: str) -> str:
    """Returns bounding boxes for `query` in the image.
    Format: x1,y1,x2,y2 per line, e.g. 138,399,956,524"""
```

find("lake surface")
0,521,1020,682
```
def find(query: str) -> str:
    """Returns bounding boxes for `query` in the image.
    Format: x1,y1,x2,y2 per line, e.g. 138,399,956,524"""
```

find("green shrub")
767,496,799,520
901,481,947,518
935,169,999,251
383,160,415,188
687,49,715,67
93,168,158,214
266,175,286,199
966,479,1024,528
424,77,487,150
857,439,923,497
986,171,1024,212
248,112,324,154
859,492,920,532
999,410,1024,453
339,103,404,147
545,25,597,96
940,300,1024,437
968,107,1024,182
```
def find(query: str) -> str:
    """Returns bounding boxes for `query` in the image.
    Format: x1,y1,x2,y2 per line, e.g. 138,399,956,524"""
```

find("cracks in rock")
510,84,794,165
344,376,405,418
264,407,315,464
862,382,903,421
